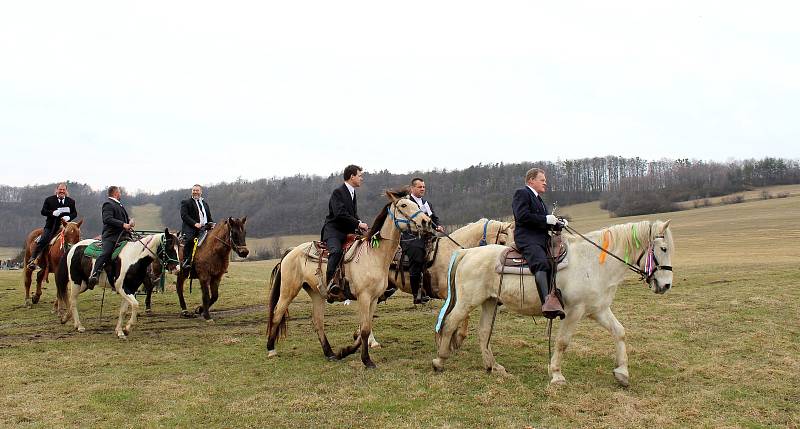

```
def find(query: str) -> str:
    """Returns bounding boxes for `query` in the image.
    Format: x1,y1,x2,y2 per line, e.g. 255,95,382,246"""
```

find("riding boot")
535,271,565,320
181,249,193,271
87,265,103,289
27,250,41,270
411,274,429,304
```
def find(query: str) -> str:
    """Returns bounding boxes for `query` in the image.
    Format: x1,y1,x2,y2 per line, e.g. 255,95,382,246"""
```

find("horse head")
644,219,674,294
384,189,433,234
160,228,181,274
61,218,84,246
226,217,249,258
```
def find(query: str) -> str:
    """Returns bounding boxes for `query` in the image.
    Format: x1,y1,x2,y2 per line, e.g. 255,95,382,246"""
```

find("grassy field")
0,247,21,260
1,193,798,428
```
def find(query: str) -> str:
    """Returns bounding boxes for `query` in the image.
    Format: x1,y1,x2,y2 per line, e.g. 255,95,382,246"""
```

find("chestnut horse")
22,219,83,307
432,220,674,387
173,217,249,320
266,191,432,368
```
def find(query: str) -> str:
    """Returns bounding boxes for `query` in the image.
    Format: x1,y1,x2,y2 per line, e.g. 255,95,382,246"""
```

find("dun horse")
55,230,180,338
433,220,674,387
173,217,249,320
266,191,432,368
22,219,83,307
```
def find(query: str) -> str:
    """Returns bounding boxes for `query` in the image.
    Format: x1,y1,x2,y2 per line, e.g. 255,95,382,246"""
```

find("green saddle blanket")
84,240,128,260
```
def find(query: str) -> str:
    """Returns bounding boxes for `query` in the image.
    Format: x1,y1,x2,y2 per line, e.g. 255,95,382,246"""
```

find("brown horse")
266,191,432,368
22,219,83,308
174,217,249,320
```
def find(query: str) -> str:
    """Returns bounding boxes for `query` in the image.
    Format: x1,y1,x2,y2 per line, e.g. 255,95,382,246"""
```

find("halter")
478,220,512,246
130,231,180,271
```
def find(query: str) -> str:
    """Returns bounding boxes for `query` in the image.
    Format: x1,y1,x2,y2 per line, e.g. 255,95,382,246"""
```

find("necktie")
59,198,64,205
197,200,205,217
537,195,547,213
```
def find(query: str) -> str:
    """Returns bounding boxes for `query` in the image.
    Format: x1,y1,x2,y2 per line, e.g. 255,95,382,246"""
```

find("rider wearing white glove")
546,214,558,225
29,183,77,269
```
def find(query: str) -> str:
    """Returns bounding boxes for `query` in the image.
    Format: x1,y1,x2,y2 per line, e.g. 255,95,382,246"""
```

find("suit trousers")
325,235,344,283
33,225,58,257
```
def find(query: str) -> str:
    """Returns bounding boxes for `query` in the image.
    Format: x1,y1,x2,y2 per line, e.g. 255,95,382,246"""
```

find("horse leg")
23,266,33,308
115,298,129,339
358,297,377,368
334,297,371,363
208,278,220,310
266,280,306,358
478,298,508,376
548,307,584,385
123,293,139,338
454,314,470,350
197,281,213,321
592,307,630,387
432,303,473,373
32,261,46,304
175,272,192,317
144,281,153,314
310,289,336,360
71,283,85,333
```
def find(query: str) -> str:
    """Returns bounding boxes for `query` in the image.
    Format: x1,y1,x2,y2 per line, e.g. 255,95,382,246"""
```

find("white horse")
55,230,180,339
432,220,674,387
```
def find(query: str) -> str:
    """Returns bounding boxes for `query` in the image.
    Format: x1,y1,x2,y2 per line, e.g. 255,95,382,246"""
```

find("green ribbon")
371,234,380,248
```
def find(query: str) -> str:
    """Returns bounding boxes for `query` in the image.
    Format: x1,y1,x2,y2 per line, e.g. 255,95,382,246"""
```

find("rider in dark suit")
28,183,78,269
180,184,213,270
88,186,134,289
319,164,369,298
512,168,567,319
402,177,445,304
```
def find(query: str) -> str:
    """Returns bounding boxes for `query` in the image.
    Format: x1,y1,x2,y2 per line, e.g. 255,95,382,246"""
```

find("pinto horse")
432,220,674,387
173,217,249,320
55,230,180,338
266,191,433,368
22,219,83,307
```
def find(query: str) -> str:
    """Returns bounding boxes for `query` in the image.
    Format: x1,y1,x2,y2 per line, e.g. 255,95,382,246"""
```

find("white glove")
52,209,60,216
63,216,71,222
546,215,558,225
560,218,569,227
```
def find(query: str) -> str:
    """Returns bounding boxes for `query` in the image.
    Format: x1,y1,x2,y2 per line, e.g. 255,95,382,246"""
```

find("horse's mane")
583,220,674,257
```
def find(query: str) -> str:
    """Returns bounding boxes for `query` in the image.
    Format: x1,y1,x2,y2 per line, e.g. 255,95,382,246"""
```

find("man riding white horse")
512,167,567,319
87,186,135,289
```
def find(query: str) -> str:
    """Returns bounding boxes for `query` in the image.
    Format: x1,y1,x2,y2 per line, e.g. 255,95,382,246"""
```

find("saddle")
307,234,361,262
33,226,63,246
306,234,365,302
83,240,129,261
495,236,569,275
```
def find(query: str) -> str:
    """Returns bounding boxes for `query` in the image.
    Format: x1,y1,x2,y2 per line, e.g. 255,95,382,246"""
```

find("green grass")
129,203,164,231
1,193,799,428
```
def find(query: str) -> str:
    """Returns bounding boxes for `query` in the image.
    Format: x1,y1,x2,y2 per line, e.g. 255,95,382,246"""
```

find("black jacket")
512,187,553,249
180,198,213,235
401,195,440,249
321,183,360,241
41,195,77,231
101,198,130,241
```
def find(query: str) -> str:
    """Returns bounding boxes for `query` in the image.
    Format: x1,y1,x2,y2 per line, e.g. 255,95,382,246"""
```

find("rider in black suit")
512,168,567,319
88,186,134,289
180,184,213,270
28,183,78,268
402,177,445,304
319,164,369,298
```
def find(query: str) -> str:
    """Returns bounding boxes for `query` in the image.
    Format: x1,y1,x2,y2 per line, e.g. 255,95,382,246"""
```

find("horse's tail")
267,260,288,341
435,250,467,352
55,248,71,319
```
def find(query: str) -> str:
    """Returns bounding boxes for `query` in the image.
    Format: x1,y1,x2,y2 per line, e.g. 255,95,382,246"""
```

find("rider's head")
191,184,203,199
55,183,67,198
410,178,425,198
525,168,547,194
344,165,364,188
107,185,121,200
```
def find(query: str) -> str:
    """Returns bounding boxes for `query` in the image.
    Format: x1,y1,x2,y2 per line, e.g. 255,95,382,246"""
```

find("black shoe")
87,274,99,290
27,258,38,270
378,286,397,303
413,289,430,305
327,279,342,296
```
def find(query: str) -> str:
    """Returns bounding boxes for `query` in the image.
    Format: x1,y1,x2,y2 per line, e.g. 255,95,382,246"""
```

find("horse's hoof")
613,369,630,387
77,327,86,333
369,342,382,349
364,361,377,369
205,318,214,323
267,350,278,358
123,328,130,336
31,295,41,304
117,333,127,340
325,355,339,362
145,308,152,315
432,359,445,373
549,374,567,385
194,306,203,314
25,299,32,308
491,364,510,377
180,310,195,318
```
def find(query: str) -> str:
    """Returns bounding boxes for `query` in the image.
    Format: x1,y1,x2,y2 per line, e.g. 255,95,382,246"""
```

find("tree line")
1,156,798,246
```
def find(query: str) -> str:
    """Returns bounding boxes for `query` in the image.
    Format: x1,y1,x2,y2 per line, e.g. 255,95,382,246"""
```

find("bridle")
386,199,426,231
479,220,512,246
214,221,248,254
130,231,180,270
564,223,672,287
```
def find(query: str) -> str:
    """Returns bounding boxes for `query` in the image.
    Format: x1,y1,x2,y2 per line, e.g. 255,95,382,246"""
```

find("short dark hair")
107,185,119,196
410,177,424,186
343,165,362,181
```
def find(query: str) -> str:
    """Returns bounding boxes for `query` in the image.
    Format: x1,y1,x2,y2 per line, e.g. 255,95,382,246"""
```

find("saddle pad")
84,240,128,260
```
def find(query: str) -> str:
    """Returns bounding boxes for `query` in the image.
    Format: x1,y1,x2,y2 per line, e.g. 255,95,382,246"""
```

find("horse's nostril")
664,284,671,289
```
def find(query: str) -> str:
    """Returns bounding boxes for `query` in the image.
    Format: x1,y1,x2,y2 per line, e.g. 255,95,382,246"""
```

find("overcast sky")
1,1,798,193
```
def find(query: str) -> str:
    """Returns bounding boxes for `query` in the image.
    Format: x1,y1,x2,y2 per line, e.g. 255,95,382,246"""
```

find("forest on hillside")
1,156,798,246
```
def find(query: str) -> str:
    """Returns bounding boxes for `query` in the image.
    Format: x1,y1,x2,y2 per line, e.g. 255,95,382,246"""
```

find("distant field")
675,183,800,209
129,203,165,231
1,190,798,427
0,247,21,260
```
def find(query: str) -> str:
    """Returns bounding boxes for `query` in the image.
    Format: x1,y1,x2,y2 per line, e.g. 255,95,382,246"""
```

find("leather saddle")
308,234,360,262
495,237,569,275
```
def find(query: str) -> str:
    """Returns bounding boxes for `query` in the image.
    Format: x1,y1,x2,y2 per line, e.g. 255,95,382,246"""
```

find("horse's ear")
77,219,84,227
659,219,672,233
385,190,400,202
228,217,233,224
241,216,247,224
164,227,170,235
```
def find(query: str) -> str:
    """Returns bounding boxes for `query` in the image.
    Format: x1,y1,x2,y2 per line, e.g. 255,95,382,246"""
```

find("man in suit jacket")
512,168,567,319
88,186,135,289
319,164,369,298
401,177,445,304
28,183,78,269
180,184,214,270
